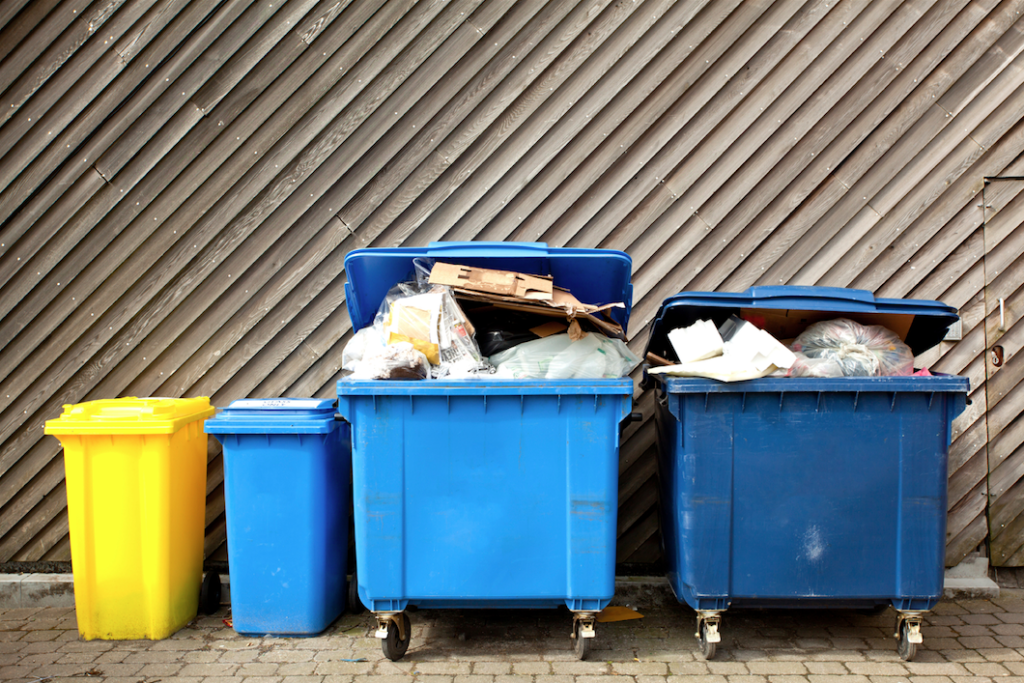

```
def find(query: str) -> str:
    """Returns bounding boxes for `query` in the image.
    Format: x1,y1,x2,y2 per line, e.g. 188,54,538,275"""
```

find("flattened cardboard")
429,262,553,301
530,321,568,338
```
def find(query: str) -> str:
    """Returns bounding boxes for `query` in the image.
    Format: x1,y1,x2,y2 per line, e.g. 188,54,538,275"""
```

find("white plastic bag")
489,332,639,379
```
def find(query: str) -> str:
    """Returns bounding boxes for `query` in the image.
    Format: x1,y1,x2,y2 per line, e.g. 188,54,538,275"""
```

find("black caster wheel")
897,619,917,662
200,572,221,615
382,612,411,661
347,571,364,614
572,621,589,661
699,621,717,661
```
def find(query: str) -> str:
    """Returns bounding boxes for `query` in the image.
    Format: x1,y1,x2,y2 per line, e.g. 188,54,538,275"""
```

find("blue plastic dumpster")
204,398,352,636
337,242,636,661
646,287,969,662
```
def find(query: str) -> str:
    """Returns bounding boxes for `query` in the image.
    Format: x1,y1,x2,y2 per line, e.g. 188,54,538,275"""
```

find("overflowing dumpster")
645,287,969,661
45,397,216,640
337,241,638,660
204,398,352,636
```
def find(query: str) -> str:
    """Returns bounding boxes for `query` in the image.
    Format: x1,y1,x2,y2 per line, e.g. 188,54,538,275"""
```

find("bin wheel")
699,620,717,661
897,619,917,662
347,571,364,614
382,612,411,661
200,572,221,615
572,620,589,661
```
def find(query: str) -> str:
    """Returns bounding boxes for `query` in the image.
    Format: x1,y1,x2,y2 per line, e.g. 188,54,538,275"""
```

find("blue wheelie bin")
204,398,351,636
336,242,636,661
646,287,969,662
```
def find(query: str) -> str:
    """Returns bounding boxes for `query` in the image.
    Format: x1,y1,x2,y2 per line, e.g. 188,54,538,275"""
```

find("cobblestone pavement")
2,584,1022,683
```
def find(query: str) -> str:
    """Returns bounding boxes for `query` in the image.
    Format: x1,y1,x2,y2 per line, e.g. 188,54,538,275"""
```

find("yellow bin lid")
45,397,216,435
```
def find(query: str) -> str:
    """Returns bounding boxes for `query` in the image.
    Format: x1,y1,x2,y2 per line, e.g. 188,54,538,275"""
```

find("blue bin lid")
645,286,959,360
204,398,339,434
343,241,633,332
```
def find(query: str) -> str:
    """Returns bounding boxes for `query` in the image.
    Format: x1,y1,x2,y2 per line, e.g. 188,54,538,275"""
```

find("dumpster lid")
645,286,959,361
204,398,339,435
343,241,634,333
44,397,215,436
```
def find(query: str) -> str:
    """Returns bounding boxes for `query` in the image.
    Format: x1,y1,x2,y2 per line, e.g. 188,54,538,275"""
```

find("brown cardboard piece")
430,262,553,301
429,262,627,339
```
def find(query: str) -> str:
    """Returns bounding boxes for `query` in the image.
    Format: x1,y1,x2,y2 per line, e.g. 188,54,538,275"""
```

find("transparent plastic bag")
342,326,387,372
490,332,639,379
349,341,431,380
787,318,914,378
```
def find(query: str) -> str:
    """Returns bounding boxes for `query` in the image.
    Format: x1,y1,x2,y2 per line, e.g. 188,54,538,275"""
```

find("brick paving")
1,585,1022,683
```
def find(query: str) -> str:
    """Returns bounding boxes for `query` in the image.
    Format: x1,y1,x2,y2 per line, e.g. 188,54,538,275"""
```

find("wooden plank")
0,446,63,538
0,0,439,473
0,0,94,99
0,0,251,230
617,476,658,536
435,0,696,244
626,0,906,288
334,0,579,242
946,498,988,567
0,0,132,140
615,508,658,562
716,0,1023,293
190,0,325,115
500,0,744,244
471,0,720,244
539,0,793,249
601,0,862,262
0,0,407,396
0,0,61,63
361,0,624,249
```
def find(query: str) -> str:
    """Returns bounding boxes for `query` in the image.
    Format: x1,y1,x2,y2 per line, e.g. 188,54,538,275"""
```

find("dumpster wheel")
378,612,411,661
696,612,722,661
895,613,923,662
571,614,596,660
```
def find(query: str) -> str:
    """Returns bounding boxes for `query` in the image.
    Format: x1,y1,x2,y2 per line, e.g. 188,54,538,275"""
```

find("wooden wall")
1,0,1023,568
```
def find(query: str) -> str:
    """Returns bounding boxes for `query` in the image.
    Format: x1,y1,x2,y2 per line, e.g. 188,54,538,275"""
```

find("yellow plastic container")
45,397,216,640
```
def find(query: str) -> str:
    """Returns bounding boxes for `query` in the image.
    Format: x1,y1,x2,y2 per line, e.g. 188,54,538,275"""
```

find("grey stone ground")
2,583,1023,683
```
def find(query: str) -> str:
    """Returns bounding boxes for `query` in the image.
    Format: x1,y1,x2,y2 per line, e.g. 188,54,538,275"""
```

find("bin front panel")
340,380,629,610
656,376,966,610
219,428,350,635
60,422,207,640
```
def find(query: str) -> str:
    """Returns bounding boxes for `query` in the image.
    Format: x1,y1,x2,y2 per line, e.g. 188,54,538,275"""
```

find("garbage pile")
343,260,640,380
648,316,917,382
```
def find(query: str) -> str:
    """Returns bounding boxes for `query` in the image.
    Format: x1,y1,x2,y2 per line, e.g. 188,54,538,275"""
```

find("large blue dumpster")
205,398,351,636
337,242,635,661
646,287,969,662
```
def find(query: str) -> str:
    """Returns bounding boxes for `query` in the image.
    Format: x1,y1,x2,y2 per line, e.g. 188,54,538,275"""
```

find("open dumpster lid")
343,241,633,333
645,286,959,361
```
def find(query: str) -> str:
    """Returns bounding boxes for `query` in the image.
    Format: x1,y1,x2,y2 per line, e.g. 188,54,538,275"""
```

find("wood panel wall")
1,0,1023,568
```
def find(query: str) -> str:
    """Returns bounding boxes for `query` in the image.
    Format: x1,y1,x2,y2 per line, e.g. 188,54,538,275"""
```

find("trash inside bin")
45,397,216,640
645,287,969,662
205,398,352,636
337,242,637,661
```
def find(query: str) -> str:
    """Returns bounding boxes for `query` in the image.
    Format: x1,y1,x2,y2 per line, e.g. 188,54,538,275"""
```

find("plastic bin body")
338,381,630,611
647,287,969,612
205,399,351,636
44,397,215,640
338,242,634,613
656,376,967,611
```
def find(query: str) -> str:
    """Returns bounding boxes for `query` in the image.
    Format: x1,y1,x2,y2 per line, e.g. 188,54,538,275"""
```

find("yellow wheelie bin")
45,397,216,640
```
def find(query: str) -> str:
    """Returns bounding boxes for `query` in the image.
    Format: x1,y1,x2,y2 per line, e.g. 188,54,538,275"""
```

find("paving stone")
747,663,808,675
964,662,1013,676
903,663,970,676
240,662,284,676
137,662,186,676
475,662,513,674
512,661,551,674
179,662,242,676
665,676,728,683
709,663,750,675
806,663,848,675
958,636,1003,649
416,662,474,674
278,662,320,675
613,662,670,675
457,675,499,683
846,664,909,677
980,649,1024,663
